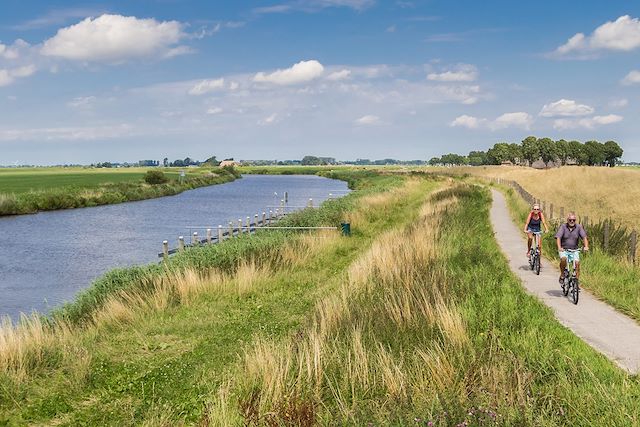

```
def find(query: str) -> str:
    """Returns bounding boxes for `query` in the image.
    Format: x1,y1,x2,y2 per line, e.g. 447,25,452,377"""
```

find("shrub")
144,170,169,185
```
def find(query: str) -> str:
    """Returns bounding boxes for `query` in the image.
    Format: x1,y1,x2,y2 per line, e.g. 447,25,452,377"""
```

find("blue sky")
1,0,640,165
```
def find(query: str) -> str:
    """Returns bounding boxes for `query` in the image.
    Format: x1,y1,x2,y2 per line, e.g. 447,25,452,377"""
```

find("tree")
603,140,623,167
521,136,540,165
144,170,169,185
584,140,606,166
486,142,512,164
566,140,586,165
555,139,569,165
204,156,220,167
301,156,323,165
467,150,488,166
163,157,168,167
428,157,441,166
507,143,523,164
538,137,559,165
440,153,466,165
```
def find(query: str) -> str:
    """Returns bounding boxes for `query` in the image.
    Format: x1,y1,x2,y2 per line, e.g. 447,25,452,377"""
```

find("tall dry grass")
206,185,526,424
467,165,640,227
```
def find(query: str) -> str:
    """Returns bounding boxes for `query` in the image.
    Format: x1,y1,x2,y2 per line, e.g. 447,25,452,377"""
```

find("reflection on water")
0,175,349,320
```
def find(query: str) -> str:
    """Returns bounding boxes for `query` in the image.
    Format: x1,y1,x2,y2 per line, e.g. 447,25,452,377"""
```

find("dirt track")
490,189,640,374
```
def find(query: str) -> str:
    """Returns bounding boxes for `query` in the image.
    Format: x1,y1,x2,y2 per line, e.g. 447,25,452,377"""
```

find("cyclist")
523,203,549,258
555,212,589,284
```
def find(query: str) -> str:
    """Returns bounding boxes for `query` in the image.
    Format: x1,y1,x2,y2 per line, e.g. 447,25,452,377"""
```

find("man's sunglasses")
568,218,576,222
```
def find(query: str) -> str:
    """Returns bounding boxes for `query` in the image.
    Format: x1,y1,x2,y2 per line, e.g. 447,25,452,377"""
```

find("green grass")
0,170,432,425
0,167,239,215
208,183,640,426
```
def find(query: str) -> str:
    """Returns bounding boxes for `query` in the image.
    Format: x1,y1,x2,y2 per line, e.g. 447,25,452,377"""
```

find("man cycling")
523,203,549,258
555,212,589,284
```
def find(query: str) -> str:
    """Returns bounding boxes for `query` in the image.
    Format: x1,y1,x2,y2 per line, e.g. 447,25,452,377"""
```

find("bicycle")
528,231,543,275
561,248,582,305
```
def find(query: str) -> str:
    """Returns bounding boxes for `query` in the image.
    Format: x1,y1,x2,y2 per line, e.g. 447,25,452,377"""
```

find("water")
0,175,349,320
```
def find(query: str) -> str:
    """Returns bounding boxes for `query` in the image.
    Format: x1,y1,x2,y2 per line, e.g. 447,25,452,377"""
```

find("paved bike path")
490,189,640,374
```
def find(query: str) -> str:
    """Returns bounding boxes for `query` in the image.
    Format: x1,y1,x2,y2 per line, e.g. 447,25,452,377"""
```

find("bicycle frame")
562,248,582,304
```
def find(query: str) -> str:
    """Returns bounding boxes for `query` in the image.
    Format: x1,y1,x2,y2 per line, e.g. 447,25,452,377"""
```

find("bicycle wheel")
570,278,579,305
529,253,534,270
562,274,569,296
534,254,541,275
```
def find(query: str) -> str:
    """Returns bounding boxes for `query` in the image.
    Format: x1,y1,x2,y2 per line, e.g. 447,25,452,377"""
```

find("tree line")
429,137,624,167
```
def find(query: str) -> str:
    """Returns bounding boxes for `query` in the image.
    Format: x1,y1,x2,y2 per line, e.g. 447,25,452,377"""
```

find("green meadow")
0,166,239,215
0,167,187,194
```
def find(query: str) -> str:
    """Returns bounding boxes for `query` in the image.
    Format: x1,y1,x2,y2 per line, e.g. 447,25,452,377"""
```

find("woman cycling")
523,203,549,258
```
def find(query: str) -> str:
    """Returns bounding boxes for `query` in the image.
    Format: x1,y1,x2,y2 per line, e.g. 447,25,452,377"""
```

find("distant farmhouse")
219,159,239,168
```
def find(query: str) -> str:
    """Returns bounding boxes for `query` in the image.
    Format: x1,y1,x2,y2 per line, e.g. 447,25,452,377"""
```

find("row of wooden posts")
493,177,638,264
159,197,317,260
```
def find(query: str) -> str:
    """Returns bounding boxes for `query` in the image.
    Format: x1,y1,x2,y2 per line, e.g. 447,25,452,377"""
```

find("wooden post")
583,216,588,228
630,230,637,265
308,198,313,208
284,191,288,204
162,240,169,261
192,231,199,246
604,220,610,253
280,199,285,214
549,203,554,219
262,212,266,226
329,192,333,199
269,210,273,224
178,236,185,252
218,225,223,242
246,216,251,233
206,228,212,244
238,218,243,234
542,201,546,216
228,221,234,237
560,207,565,220
254,214,259,229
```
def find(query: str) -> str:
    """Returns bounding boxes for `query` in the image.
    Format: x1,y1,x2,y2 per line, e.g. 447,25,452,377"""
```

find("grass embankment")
464,165,640,228
499,183,640,322
0,170,431,424
0,167,239,216
206,184,640,426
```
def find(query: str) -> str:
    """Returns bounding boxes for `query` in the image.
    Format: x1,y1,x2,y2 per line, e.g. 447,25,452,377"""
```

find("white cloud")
10,64,36,78
491,112,532,130
327,69,351,81
229,81,240,90
0,124,134,141
451,112,532,130
427,64,477,82
41,14,188,63
554,15,640,58
188,78,225,95
621,70,640,85
0,39,31,60
254,60,324,85
258,113,278,125
0,65,37,86
553,114,623,130
355,115,381,125
539,99,594,117
0,70,12,87
206,107,223,115
450,114,484,129
67,96,96,108
609,98,628,108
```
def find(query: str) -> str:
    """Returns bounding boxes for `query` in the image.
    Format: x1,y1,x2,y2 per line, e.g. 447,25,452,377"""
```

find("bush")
144,170,169,185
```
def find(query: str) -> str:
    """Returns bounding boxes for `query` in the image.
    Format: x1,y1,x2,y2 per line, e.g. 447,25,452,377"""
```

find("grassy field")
0,167,196,194
461,165,640,229
0,166,238,215
2,170,640,425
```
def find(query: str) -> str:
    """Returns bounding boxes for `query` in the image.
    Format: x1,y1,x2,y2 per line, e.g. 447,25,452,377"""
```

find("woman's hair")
532,204,540,210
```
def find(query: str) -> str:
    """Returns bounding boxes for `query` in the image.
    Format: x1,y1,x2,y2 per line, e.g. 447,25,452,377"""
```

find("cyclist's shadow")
545,289,564,297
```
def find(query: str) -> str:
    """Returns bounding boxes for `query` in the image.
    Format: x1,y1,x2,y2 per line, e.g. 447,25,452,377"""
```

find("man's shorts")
559,250,580,263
